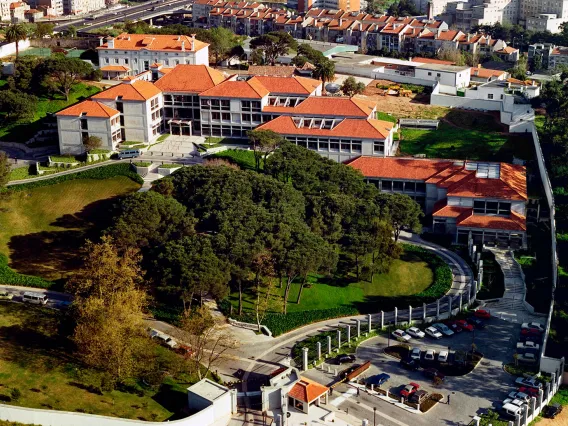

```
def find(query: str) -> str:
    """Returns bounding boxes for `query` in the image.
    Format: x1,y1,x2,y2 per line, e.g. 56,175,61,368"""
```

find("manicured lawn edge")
5,163,143,192
0,253,56,290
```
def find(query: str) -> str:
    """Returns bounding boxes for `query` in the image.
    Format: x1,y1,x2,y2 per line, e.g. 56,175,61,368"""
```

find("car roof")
409,382,420,387
503,403,521,411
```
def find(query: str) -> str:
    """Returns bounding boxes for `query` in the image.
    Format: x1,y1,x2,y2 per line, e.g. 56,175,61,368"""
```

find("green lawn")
229,248,434,314
0,176,140,280
211,149,257,170
0,83,101,143
376,111,397,123
0,302,192,421
399,122,532,162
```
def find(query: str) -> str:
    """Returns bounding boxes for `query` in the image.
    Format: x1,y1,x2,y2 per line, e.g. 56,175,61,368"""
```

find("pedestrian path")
137,172,163,192
482,248,546,323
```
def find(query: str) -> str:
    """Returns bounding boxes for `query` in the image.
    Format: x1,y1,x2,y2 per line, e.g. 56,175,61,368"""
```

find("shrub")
134,162,152,167
10,388,21,401
5,163,143,193
0,253,56,289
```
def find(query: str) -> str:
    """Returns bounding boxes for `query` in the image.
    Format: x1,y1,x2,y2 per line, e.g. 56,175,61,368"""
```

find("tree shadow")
151,383,190,420
6,195,126,279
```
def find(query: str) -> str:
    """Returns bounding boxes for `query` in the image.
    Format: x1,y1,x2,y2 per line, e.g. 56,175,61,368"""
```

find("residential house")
347,157,528,248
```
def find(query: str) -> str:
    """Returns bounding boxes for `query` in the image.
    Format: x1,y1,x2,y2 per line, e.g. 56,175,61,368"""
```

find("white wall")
98,49,202,75
414,67,471,88
0,39,31,58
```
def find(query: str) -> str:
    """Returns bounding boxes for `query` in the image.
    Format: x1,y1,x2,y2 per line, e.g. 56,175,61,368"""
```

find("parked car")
432,323,454,337
392,329,411,342
521,328,542,337
446,321,462,333
474,309,491,319
507,391,530,403
520,333,543,344
543,403,562,419
400,382,420,398
176,344,194,357
149,329,178,349
406,327,425,339
410,347,422,361
22,291,48,305
438,350,449,363
118,149,141,159
502,402,523,418
456,319,474,331
0,291,13,300
515,377,542,390
423,367,445,382
425,326,443,339
517,341,540,351
521,322,544,333
517,353,538,364
367,373,391,387
424,349,436,361
518,386,539,397
400,358,420,371
467,317,486,329
409,389,429,403
502,398,527,409
336,354,356,364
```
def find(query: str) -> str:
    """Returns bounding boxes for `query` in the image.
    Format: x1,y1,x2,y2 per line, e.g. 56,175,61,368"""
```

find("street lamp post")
373,407,377,426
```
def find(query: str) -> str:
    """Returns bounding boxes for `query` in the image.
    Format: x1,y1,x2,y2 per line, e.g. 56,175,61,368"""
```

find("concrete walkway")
481,248,546,323
137,171,163,192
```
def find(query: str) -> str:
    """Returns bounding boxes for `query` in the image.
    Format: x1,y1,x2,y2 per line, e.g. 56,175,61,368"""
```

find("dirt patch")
535,408,568,426
362,80,449,120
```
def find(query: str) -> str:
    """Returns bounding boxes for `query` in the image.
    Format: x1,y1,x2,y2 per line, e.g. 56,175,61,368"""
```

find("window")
252,114,261,122
437,73,441,77
330,142,339,151
488,94,494,99
241,100,251,111
473,200,511,215
373,141,384,154
428,72,432,76
221,113,230,121
212,112,221,120
221,100,230,110
242,114,251,123
393,181,404,191
104,57,109,64
340,142,350,152
124,58,129,65
352,143,361,152
382,180,392,191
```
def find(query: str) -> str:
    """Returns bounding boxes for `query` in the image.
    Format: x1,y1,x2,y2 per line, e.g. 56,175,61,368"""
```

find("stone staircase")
138,172,163,192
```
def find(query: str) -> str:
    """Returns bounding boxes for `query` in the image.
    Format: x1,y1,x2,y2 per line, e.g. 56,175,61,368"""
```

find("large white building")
97,33,210,80
62,0,105,14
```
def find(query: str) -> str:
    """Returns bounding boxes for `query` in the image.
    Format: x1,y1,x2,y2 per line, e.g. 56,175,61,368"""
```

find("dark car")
336,354,356,364
409,389,429,403
474,309,491,319
423,367,445,382
446,321,463,333
367,373,391,387
521,333,543,344
400,358,420,371
467,317,486,329
543,403,562,419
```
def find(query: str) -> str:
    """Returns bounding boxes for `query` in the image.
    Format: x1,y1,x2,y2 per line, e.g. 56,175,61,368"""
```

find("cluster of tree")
66,236,234,387
472,22,568,51
250,31,297,65
120,22,245,66
107,142,423,318
4,23,56,56
0,55,98,122
366,0,398,15
291,44,336,88
387,0,420,17
340,76,366,96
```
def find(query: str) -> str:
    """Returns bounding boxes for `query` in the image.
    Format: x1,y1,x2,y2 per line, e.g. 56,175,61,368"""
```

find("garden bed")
420,393,443,413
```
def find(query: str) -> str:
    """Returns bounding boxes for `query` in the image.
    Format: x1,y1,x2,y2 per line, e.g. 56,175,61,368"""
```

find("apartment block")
97,33,209,79
348,157,528,248
63,0,105,14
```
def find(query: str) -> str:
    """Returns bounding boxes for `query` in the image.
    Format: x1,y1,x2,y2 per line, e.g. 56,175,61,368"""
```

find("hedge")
404,244,453,299
0,253,57,290
150,303,184,326
5,163,144,192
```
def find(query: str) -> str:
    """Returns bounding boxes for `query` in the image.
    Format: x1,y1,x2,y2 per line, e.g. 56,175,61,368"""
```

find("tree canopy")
250,32,297,65
340,76,366,97
39,56,94,101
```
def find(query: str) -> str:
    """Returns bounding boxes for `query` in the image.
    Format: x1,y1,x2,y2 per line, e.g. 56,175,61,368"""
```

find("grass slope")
0,176,140,281
0,303,189,421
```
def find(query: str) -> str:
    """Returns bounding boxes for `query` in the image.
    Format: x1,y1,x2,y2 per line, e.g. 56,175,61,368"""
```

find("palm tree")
6,24,28,58
313,59,335,93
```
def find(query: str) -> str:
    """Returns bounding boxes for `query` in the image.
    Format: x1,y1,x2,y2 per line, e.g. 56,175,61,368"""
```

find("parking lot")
303,316,527,425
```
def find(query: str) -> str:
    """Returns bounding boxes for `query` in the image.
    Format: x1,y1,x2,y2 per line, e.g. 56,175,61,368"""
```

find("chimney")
191,34,196,50
99,37,104,46
427,1,433,20
477,63,482,68
181,41,185,51
107,38,115,49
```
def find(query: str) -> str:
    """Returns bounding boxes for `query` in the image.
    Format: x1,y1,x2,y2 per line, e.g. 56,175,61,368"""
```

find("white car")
425,326,443,339
424,349,436,361
521,322,545,333
438,350,449,362
503,398,527,408
517,341,540,351
149,328,178,349
508,391,530,403
410,347,421,361
407,327,425,339
392,329,411,342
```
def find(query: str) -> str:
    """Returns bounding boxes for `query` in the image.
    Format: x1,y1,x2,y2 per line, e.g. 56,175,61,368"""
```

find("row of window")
164,107,201,121
164,95,200,106
201,124,255,137
102,51,185,56
202,111,262,124
368,179,427,193
473,200,511,215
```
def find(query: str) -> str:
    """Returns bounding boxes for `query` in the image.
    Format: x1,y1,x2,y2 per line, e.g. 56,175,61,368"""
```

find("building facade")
348,157,528,248
97,33,210,79
62,0,105,14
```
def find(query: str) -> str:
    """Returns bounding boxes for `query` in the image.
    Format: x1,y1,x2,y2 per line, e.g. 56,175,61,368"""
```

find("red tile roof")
154,65,227,93
347,157,527,201
433,202,471,218
254,76,321,95
288,378,329,404
436,29,462,41
100,65,130,72
265,97,376,117
98,33,208,52
412,57,455,65
198,76,269,98
56,100,119,118
457,211,526,231
248,65,296,77
93,80,161,101
257,116,394,139
471,67,507,79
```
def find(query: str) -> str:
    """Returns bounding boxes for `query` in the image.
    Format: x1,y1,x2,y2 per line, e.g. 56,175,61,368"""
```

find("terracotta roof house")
347,157,528,248
287,377,329,414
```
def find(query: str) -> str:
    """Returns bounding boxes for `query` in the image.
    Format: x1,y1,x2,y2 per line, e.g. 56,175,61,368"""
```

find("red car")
474,309,491,319
519,386,539,397
456,319,474,331
400,382,420,398
521,328,542,336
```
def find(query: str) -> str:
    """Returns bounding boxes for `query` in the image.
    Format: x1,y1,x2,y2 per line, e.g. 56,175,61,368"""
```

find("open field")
0,302,190,421
0,176,140,280
229,247,434,314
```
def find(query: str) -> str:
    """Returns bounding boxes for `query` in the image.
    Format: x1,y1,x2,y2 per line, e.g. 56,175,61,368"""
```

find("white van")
502,402,522,418
118,149,141,159
22,291,48,305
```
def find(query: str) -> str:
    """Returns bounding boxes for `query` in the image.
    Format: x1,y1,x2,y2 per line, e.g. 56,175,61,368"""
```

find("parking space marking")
330,387,357,407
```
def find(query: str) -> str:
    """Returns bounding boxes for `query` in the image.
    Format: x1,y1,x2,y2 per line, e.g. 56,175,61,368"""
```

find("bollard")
337,329,342,348
347,325,351,346
459,293,463,312
436,298,440,318
467,284,471,306
317,342,321,361
423,302,426,321
394,307,398,325
368,314,372,333
334,368,338,376
408,305,412,324
302,347,309,371
448,295,452,316
328,335,332,355
357,319,361,338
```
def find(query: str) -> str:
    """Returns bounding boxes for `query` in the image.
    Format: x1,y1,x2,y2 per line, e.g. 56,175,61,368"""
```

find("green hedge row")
150,304,184,326
218,300,358,337
0,253,56,290
404,244,453,299
6,163,143,192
